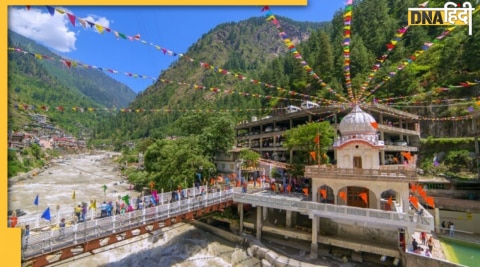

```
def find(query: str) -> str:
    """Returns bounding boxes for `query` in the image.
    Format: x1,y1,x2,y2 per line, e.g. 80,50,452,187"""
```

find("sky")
7,2,346,93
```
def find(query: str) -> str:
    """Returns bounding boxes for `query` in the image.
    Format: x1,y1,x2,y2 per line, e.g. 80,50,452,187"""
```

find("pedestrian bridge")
16,186,434,267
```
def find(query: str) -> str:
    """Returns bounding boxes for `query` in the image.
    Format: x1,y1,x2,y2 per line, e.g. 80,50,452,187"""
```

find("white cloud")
8,7,111,53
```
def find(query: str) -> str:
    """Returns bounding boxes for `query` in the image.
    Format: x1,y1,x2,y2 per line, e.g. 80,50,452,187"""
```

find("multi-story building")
235,103,420,166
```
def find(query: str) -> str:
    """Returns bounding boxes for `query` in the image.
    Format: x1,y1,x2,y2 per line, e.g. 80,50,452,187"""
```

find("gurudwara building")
232,105,435,266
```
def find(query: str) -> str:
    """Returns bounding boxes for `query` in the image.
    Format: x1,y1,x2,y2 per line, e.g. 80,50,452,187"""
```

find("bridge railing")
21,188,234,259
15,185,214,229
232,192,435,230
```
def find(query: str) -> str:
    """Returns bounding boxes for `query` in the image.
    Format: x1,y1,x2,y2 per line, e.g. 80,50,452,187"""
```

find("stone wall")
403,252,463,267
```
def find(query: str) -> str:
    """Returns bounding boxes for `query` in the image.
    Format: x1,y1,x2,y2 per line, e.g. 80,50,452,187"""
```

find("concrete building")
235,103,420,165
232,104,435,265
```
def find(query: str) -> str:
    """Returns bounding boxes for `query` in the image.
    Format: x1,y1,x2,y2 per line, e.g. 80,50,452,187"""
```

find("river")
8,152,377,267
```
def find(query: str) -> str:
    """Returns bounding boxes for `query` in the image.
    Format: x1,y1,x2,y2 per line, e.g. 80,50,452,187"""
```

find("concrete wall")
321,218,398,245
439,209,480,234
404,252,463,267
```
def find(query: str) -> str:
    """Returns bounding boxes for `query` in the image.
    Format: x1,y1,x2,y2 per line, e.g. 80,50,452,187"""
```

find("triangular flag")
41,207,51,221
150,181,155,190
46,6,55,16
426,196,435,208
388,196,393,206
359,192,368,204
67,13,76,26
34,194,39,206
89,200,96,210
314,135,320,144
339,191,347,201
122,195,130,206
320,189,327,199
72,190,76,200
103,184,107,193
302,188,309,197
409,196,419,209
310,151,316,161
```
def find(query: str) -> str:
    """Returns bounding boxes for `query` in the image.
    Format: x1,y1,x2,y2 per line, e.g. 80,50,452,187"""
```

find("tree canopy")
283,121,335,165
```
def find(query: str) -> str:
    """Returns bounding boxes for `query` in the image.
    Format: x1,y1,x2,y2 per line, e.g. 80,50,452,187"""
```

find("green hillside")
95,1,479,143
8,30,137,135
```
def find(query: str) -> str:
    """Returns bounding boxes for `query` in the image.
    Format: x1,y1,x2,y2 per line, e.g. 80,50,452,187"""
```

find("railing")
20,188,234,259
232,192,435,230
305,165,418,180
15,185,212,229
333,134,384,147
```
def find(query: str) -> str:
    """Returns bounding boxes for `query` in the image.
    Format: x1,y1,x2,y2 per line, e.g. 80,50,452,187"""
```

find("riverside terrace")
15,182,434,266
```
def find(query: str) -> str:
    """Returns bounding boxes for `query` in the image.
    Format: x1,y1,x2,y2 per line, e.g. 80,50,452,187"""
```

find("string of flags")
361,5,480,102
12,100,480,121
372,81,479,105
342,0,355,102
9,47,158,82
24,6,329,105
261,6,350,103
180,55,336,104
356,25,409,101
9,47,339,105
26,6,181,57
8,47,343,106
21,5,480,109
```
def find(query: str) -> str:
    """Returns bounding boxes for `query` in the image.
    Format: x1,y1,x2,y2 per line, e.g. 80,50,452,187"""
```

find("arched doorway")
318,185,334,203
347,186,370,208
381,189,398,211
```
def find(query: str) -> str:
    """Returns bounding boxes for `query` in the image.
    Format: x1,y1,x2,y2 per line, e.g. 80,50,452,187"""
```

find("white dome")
338,105,377,136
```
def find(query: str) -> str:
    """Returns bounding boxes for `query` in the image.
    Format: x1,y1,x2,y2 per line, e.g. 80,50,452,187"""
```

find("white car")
285,105,302,113
393,140,408,146
301,101,319,109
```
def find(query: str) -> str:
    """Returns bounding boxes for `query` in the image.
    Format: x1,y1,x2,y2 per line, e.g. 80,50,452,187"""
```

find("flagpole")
316,128,321,168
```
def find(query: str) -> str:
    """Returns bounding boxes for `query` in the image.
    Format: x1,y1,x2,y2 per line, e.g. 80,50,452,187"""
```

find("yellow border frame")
2,0,306,266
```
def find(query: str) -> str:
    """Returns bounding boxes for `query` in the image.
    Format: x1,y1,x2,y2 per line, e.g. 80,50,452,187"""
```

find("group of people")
441,221,455,237
411,232,435,257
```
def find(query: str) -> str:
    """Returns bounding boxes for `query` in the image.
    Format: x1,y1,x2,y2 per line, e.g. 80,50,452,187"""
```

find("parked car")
301,101,319,109
265,126,273,132
393,140,407,146
285,105,302,113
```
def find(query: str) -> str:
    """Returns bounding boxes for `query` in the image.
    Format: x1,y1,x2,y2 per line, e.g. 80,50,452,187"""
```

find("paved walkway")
412,231,446,260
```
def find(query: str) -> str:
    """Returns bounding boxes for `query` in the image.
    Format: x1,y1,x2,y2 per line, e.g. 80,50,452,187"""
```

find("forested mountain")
96,0,479,143
94,16,328,141
8,30,137,134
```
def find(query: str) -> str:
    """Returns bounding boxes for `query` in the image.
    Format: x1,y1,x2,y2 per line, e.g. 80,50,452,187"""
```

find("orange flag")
320,189,327,199
359,192,368,204
314,135,320,144
310,151,316,161
302,188,309,197
150,181,155,190
388,196,393,206
426,196,435,208
339,191,347,201
371,122,378,129
410,196,419,209
410,183,417,192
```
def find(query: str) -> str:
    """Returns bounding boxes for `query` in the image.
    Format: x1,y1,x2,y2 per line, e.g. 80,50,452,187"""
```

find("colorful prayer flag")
72,190,76,200
34,194,39,206
41,207,51,221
